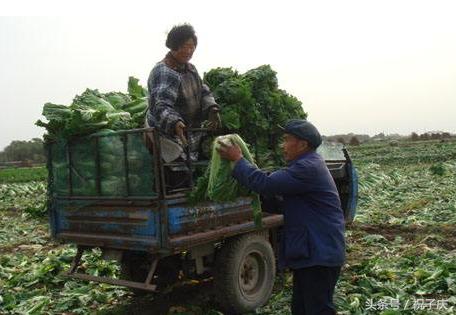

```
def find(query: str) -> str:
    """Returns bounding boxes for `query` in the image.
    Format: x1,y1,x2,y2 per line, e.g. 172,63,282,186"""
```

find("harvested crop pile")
37,66,306,168
204,65,307,168
36,77,148,141
35,77,153,196
36,65,306,197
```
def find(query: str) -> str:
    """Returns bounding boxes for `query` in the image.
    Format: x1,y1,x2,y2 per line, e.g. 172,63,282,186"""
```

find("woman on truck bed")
145,23,221,164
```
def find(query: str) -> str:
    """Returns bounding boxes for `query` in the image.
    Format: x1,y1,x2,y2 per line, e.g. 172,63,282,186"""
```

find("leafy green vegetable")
0,246,128,315
204,65,307,168
189,134,262,227
0,181,46,216
35,103,72,138
430,162,447,176
72,89,115,112
36,77,148,141
127,76,148,99
103,92,132,108
206,135,254,201
0,167,47,183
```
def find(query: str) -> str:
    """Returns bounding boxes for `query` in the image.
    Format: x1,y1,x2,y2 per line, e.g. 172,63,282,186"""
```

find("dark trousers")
292,265,341,315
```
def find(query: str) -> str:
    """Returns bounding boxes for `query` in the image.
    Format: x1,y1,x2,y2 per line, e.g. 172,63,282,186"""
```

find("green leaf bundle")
190,134,262,227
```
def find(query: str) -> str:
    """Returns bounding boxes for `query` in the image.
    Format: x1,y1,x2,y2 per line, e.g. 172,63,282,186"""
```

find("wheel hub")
239,252,264,296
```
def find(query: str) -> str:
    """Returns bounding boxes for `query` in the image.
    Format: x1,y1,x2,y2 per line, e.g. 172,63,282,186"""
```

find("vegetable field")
1,139,455,314
0,166,47,183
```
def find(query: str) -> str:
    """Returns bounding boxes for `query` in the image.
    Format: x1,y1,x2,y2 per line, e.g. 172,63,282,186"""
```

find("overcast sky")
1,0,455,150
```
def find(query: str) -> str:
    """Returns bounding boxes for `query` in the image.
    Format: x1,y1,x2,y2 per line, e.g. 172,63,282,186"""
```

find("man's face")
281,133,308,161
172,38,196,64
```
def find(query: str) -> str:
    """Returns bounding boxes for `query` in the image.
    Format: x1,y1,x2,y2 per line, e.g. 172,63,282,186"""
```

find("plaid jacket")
146,60,218,160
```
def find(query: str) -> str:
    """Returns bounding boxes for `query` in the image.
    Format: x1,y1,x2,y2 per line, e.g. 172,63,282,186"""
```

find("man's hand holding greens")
217,140,243,162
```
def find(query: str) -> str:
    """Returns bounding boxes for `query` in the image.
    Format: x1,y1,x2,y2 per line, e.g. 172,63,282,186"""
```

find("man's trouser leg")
291,265,341,315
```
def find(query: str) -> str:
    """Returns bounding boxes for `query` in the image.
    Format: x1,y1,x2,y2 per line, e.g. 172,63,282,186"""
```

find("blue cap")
279,119,322,149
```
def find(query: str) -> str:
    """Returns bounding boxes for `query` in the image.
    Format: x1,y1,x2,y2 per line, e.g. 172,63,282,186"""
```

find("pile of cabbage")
36,66,308,200
36,77,153,196
204,65,307,169
36,77,148,141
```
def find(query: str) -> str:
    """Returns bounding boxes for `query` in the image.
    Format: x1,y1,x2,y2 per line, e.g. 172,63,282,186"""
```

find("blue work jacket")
232,151,345,270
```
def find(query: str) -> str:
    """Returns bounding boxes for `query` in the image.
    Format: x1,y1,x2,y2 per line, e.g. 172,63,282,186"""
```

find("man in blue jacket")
218,119,345,315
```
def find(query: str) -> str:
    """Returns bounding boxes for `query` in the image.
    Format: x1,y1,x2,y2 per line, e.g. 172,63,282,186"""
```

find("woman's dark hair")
166,23,198,50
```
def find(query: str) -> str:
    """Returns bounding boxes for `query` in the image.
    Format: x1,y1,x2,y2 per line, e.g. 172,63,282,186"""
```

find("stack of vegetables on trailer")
36,65,308,202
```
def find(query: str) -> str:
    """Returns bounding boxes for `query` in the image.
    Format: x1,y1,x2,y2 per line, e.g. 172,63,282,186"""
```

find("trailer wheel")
214,233,275,314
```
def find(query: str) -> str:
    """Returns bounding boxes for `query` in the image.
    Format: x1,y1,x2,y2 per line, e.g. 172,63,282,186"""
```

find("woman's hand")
208,107,222,130
175,121,188,146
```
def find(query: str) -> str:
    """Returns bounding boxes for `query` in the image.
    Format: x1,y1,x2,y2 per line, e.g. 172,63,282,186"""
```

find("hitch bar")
65,246,158,292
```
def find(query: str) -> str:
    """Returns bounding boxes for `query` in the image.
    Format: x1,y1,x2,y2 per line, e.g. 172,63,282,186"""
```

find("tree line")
0,138,45,163
325,131,454,146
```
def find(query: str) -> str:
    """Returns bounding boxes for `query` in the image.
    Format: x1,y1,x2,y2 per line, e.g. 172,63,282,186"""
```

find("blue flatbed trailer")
46,127,357,313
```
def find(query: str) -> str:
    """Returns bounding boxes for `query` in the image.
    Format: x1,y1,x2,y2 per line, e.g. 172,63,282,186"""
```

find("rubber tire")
214,233,276,314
